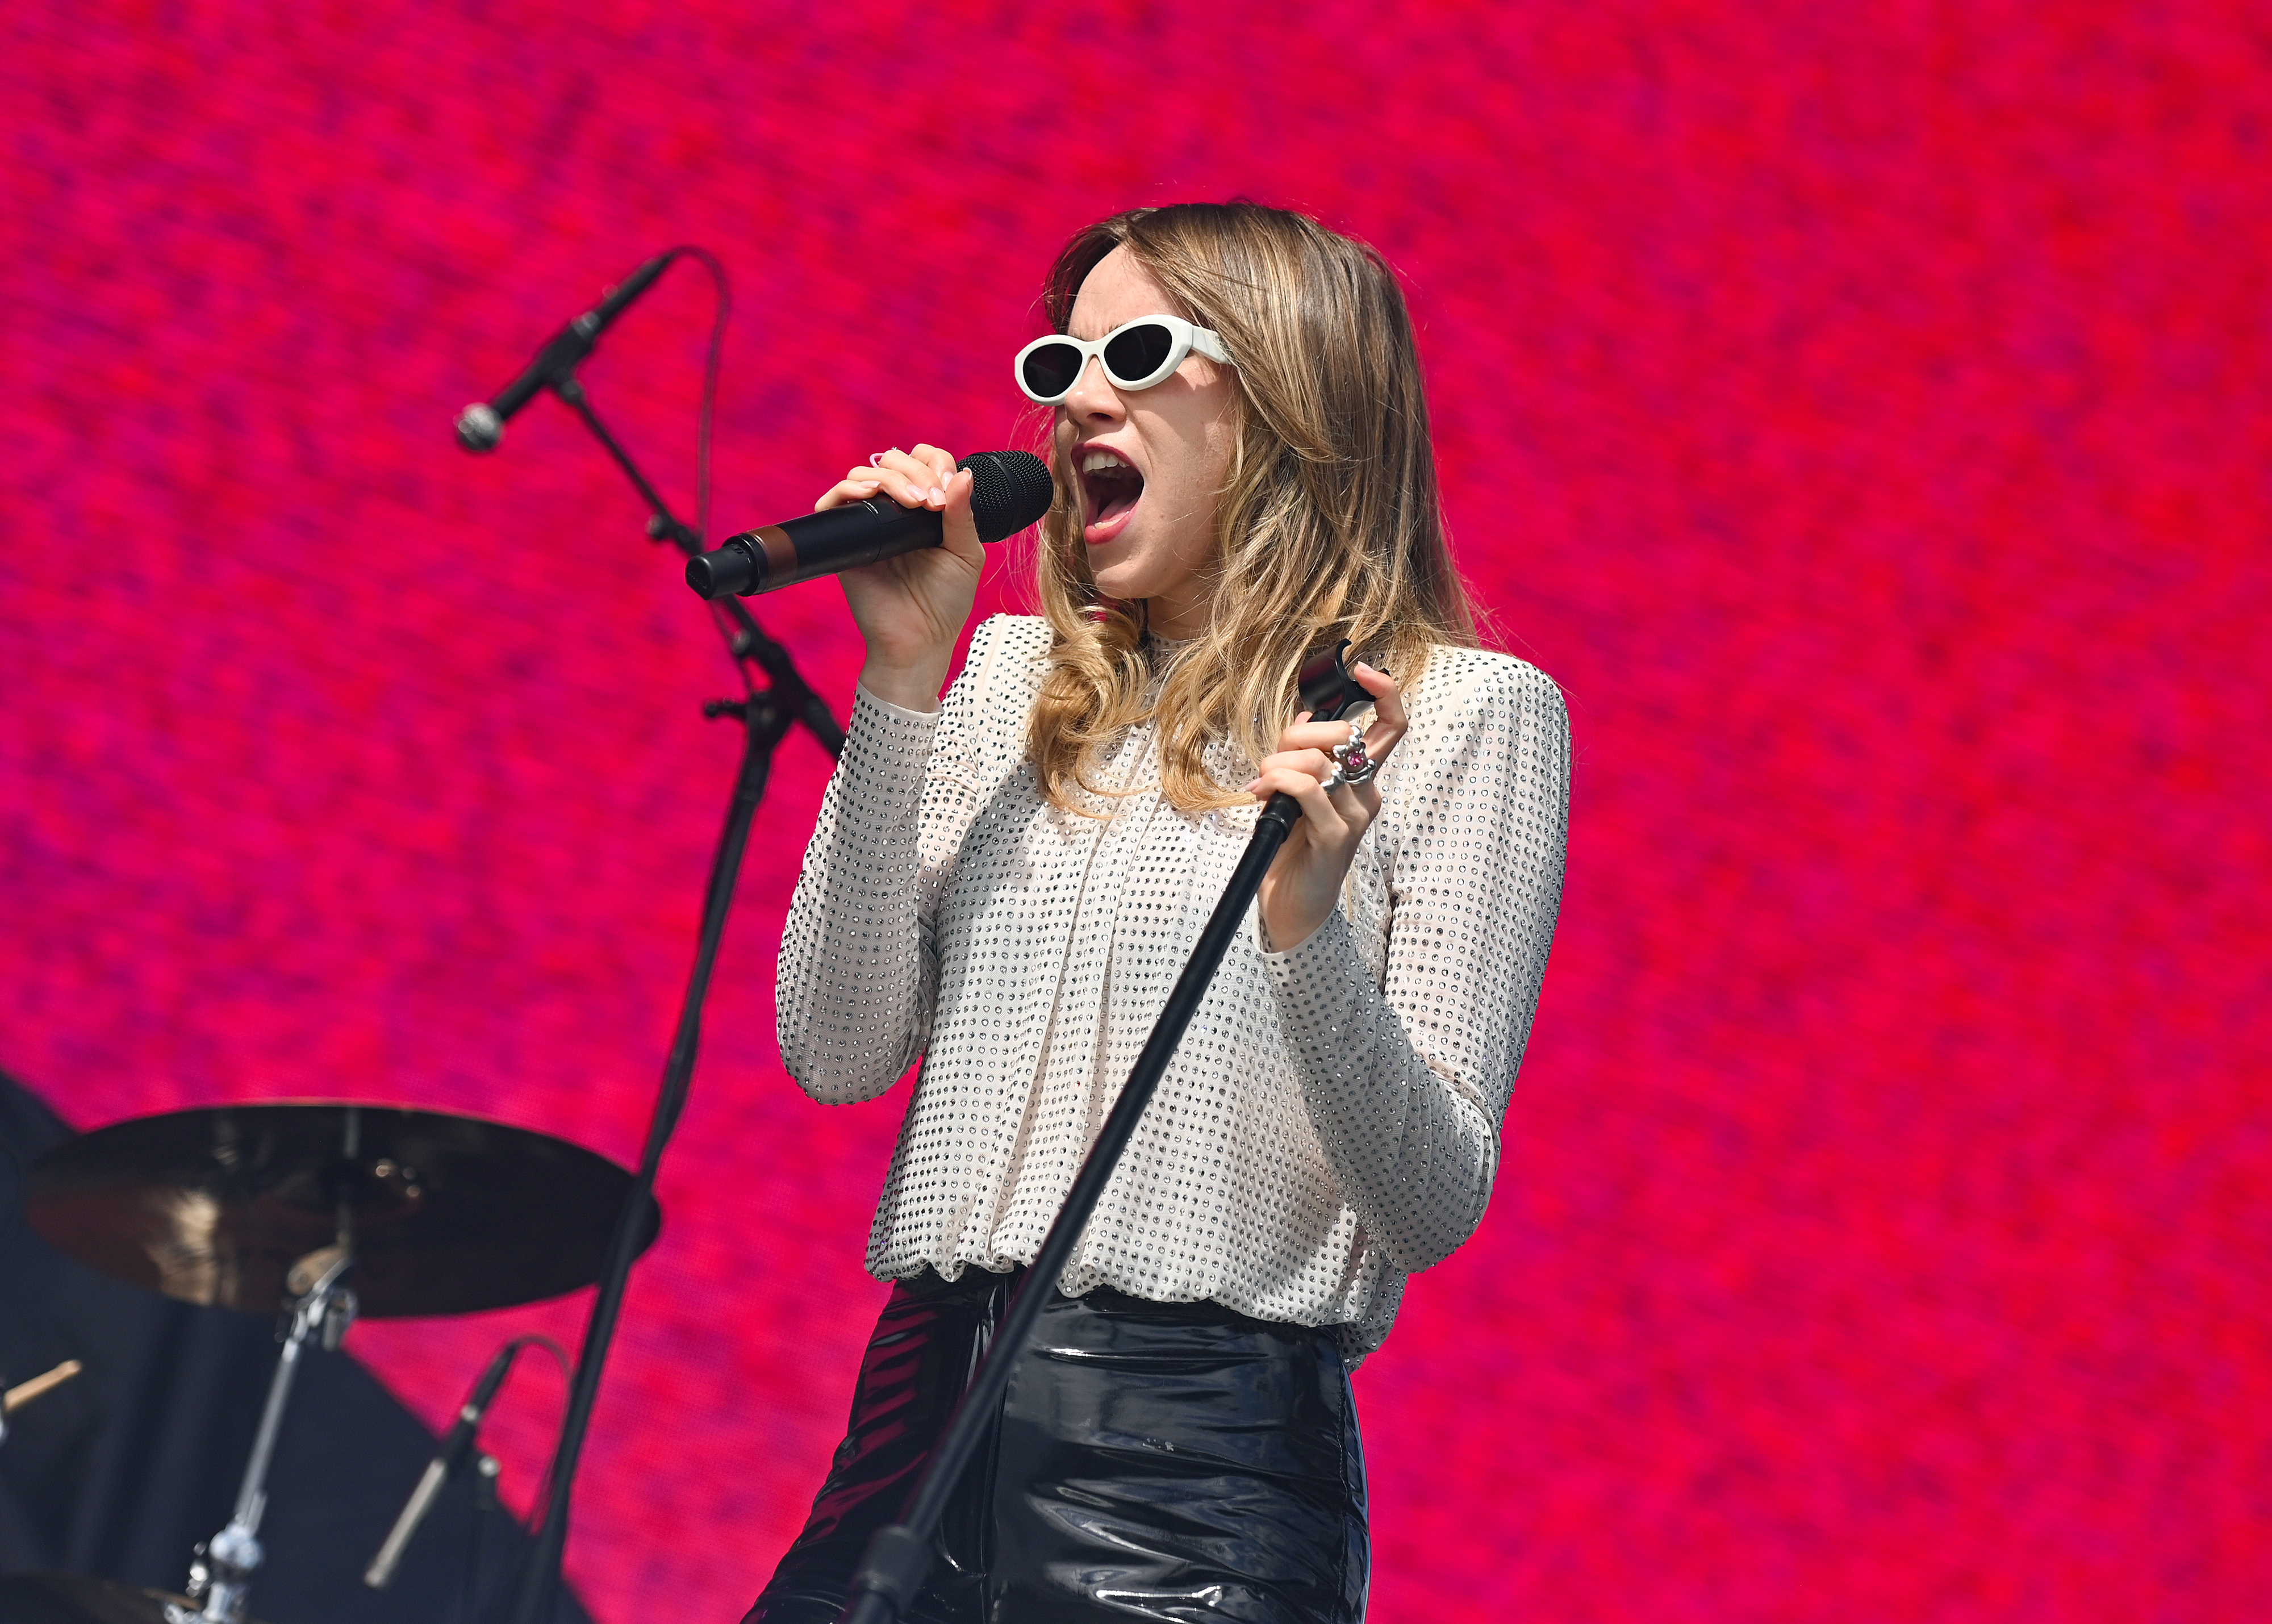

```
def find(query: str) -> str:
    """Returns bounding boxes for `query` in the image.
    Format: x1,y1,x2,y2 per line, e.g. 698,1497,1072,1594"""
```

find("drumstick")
3,1359,82,1415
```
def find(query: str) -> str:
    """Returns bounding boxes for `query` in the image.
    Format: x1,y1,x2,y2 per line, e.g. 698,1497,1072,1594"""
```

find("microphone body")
363,1454,453,1590
686,450,1055,599
456,250,680,452
364,1342,517,1589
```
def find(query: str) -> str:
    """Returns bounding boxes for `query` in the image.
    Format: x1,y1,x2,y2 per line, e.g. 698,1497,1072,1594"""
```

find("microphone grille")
957,450,1056,545
456,403,503,453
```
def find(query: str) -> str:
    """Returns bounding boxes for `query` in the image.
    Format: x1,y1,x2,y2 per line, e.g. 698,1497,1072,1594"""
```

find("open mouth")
1077,446,1144,543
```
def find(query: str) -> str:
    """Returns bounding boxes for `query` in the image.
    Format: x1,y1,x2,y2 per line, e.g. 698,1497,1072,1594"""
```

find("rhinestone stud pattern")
775,615,1569,1361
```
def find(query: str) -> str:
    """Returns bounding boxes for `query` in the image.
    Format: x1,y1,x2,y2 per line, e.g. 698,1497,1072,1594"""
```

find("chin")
1084,541,1151,599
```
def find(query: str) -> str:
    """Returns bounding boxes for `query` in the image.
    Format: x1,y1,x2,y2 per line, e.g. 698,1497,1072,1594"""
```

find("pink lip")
1084,506,1137,547
1076,442,1141,548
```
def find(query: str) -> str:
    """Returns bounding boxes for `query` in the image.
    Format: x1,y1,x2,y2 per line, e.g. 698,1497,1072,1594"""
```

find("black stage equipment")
365,1334,565,1592
683,450,1054,599
831,644,1373,1624
5,1088,613,1624
454,250,679,453
456,249,854,1624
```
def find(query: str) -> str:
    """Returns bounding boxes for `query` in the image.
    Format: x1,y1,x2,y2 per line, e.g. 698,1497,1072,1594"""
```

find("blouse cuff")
1259,905,1375,1028
840,685,942,812
853,682,946,725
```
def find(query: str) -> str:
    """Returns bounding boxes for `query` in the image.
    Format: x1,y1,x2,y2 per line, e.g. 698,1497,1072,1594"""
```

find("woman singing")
749,202,1569,1624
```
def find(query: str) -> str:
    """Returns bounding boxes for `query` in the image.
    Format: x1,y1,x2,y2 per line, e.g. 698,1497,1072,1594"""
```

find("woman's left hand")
1247,661,1409,953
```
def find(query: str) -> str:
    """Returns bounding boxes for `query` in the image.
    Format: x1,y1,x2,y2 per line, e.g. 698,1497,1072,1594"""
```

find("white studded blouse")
775,614,1568,1360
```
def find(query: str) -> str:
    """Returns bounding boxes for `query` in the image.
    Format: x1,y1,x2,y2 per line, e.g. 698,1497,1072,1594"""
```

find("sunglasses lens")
1021,341,1086,400
1103,322,1176,386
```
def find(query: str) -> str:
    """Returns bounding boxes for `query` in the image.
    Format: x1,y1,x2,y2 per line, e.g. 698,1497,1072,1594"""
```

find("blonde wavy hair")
1026,202,1479,814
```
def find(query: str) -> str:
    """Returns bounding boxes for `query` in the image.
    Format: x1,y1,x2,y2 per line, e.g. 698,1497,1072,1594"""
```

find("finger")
1262,765,1379,844
1351,661,1406,731
857,470,936,508
1350,661,1409,762
890,471,946,509
1258,748,1338,783
1275,720,1372,755
1246,765,1353,837
816,475,887,511
906,442,960,491
1333,775,1381,824
1268,711,1319,756
870,448,950,507
937,468,983,563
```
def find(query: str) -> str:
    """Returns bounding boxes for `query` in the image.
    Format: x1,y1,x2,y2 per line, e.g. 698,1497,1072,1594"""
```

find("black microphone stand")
831,648,1369,1624
504,373,843,1624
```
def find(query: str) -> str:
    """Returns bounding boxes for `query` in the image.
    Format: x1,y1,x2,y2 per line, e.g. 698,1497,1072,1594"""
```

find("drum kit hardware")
7,1101,660,1624
0,1572,210,1624
2,1360,83,1429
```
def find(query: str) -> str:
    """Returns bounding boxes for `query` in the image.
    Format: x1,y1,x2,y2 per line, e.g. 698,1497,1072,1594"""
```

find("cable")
654,245,754,698
504,1334,573,1534
453,1334,574,1623
674,245,731,550
513,1334,572,1383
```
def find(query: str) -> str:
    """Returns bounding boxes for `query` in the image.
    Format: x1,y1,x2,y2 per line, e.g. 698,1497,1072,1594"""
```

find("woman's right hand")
819,443,985,713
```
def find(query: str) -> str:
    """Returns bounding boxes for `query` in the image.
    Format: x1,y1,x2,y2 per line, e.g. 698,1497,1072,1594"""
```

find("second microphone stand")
832,646,1371,1624
506,374,843,1624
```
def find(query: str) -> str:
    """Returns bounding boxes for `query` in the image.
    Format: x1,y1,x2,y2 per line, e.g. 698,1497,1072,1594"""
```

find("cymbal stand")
169,1249,357,1624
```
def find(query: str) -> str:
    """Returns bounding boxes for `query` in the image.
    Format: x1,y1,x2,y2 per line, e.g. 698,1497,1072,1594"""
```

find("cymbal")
0,1572,258,1624
24,1103,659,1318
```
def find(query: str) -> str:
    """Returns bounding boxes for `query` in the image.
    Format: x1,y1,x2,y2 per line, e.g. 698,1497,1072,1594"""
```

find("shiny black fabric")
747,1268,1368,1624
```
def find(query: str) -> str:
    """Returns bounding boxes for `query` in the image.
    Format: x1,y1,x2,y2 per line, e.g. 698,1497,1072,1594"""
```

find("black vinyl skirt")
746,1266,1369,1624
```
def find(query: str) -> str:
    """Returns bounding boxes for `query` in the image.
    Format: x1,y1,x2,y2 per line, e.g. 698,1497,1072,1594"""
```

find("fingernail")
1242,779,1262,794
930,487,948,503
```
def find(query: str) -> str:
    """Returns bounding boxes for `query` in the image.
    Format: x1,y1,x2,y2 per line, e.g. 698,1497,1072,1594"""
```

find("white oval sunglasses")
1013,316,1234,404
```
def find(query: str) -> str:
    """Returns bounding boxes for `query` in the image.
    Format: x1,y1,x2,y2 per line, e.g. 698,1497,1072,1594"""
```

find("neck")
1144,594,1210,642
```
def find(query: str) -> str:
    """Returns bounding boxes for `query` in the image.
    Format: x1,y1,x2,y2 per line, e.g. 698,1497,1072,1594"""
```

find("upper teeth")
1081,450,1127,474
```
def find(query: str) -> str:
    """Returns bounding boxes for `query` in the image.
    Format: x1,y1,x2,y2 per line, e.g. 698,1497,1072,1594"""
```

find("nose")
1060,353,1124,425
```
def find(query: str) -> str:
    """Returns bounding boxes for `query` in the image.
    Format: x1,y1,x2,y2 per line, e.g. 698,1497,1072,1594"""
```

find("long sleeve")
778,616,1565,1358
1262,654,1570,1273
774,616,1022,1103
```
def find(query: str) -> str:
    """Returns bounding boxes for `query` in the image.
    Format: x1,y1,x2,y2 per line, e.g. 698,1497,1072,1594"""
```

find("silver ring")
868,449,898,468
1330,720,1377,787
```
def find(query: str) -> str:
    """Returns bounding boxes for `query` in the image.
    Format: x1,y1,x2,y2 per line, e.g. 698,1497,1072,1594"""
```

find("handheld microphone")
455,250,681,452
684,450,1055,599
364,1341,518,1589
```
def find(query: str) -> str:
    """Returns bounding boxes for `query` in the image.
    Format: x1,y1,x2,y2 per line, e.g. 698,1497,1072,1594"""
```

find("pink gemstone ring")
1329,720,1376,788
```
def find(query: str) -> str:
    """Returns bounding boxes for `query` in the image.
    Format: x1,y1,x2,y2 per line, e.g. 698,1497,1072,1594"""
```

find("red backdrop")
5,3,2267,1619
